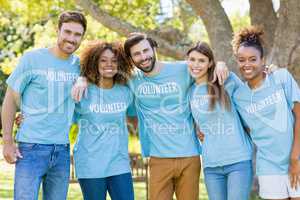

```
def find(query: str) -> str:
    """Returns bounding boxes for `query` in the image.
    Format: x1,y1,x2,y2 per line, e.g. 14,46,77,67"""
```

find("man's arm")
2,87,22,164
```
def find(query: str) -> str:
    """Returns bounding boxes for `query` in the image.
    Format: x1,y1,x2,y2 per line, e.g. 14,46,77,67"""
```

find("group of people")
2,10,300,200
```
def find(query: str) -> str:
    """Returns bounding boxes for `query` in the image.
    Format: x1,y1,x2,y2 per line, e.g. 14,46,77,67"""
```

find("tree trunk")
185,0,236,71
249,0,277,55
75,0,300,83
75,0,186,59
268,0,300,81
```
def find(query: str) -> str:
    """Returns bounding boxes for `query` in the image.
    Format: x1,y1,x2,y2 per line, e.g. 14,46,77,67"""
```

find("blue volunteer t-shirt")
6,48,80,144
189,72,252,168
73,84,133,178
128,61,201,157
233,68,300,175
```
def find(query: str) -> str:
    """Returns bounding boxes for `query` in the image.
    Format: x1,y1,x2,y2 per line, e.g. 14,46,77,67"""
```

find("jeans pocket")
18,142,37,151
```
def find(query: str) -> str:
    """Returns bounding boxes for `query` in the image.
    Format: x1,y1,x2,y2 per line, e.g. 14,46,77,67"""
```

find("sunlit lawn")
0,136,260,199
0,158,261,200
0,158,209,200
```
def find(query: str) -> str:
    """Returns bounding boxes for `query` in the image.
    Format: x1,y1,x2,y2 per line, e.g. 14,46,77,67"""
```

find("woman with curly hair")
232,26,300,200
73,40,135,200
186,42,253,200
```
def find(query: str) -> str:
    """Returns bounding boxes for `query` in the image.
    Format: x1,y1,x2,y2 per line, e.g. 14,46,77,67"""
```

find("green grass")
0,162,261,200
0,166,203,200
0,135,261,200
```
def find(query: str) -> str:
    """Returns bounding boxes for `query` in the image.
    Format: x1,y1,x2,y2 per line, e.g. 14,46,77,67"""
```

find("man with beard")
1,11,86,200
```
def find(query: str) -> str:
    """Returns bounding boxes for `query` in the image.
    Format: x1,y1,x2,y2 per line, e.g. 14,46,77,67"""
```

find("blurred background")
1,0,299,199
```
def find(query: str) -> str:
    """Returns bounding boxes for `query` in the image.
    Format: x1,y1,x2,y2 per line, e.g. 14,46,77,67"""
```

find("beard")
58,39,79,55
134,55,156,73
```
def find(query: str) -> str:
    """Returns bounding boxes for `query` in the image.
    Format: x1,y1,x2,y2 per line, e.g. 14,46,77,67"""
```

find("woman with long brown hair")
187,41,253,200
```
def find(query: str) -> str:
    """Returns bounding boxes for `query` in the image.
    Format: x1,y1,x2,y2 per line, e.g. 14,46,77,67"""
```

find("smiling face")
237,45,265,82
57,22,84,56
98,49,118,79
129,39,156,73
187,50,212,83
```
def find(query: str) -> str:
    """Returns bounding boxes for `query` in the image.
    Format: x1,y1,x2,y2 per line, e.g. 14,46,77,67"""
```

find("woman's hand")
264,64,279,74
15,113,24,127
289,158,300,189
71,76,88,102
212,61,229,85
195,125,205,142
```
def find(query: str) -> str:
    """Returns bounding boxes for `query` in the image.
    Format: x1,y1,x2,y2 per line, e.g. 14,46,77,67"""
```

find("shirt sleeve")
277,68,300,109
127,98,137,117
225,72,243,97
187,86,193,105
6,53,33,94
125,86,137,117
72,103,80,124
185,64,194,86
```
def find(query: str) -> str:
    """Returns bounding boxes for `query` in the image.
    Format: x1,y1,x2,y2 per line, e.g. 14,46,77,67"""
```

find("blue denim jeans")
78,173,134,200
204,160,253,200
14,142,70,200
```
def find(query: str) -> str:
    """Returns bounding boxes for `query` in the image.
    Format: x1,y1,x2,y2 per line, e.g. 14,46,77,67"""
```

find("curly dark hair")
80,40,133,85
232,26,265,58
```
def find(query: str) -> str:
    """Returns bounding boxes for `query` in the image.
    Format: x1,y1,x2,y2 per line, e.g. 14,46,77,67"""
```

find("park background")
0,0,299,199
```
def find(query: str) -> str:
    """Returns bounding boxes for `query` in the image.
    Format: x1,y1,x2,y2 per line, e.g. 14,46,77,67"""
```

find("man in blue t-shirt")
1,11,86,200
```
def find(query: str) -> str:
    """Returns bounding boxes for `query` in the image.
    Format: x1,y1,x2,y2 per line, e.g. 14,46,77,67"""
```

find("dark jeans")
78,173,134,200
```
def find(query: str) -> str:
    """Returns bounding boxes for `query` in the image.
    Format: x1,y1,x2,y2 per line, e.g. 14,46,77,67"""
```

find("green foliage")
69,124,79,144
129,134,141,153
161,1,198,33
0,0,76,23
0,12,35,63
0,0,11,11
0,70,8,105
0,11,42,105
230,11,251,32
0,0,252,86
96,0,160,30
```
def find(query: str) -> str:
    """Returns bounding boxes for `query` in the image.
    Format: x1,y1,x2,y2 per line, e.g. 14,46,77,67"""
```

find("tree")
1,0,299,79
74,0,300,80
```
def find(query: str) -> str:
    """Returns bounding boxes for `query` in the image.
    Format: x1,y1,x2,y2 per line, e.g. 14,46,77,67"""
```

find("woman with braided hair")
232,26,300,200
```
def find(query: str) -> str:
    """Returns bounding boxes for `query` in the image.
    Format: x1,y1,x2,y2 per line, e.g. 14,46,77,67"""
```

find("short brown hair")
124,32,158,59
58,11,87,34
80,40,133,85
